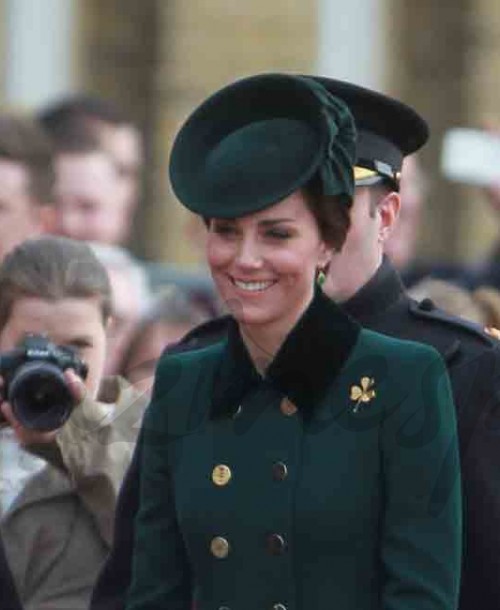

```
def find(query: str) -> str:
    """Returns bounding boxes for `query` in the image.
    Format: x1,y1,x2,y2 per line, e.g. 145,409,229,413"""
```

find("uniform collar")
342,256,405,323
211,287,360,419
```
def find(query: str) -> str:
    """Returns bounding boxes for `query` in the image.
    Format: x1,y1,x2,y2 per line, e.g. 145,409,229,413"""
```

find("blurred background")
0,0,497,269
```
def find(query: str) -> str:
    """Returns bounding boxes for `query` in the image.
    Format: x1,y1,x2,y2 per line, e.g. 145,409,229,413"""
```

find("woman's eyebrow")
259,217,295,227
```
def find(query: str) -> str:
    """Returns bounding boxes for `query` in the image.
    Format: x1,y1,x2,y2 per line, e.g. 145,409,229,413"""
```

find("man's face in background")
54,150,131,245
0,159,52,261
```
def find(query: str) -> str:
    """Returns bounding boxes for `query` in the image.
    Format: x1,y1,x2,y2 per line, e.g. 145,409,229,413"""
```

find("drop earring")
316,268,326,287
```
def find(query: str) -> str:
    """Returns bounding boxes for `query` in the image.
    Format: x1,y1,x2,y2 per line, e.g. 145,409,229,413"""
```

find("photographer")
0,236,147,610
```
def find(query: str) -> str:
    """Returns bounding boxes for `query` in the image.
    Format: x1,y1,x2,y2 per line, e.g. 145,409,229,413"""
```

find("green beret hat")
169,73,357,218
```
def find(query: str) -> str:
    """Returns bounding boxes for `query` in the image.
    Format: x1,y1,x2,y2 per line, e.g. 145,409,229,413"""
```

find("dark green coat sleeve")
380,348,462,609
125,358,193,610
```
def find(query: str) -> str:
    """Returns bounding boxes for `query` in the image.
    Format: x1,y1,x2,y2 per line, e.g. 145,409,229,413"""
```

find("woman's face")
206,190,331,330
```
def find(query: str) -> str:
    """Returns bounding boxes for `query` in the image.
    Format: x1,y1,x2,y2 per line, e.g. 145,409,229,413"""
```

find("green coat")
126,290,461,610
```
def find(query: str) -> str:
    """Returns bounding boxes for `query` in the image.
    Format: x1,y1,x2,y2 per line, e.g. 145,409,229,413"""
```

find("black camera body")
0,335,88,431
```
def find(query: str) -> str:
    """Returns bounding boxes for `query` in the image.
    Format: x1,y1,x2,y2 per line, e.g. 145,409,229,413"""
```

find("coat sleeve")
125,359,192,610
0,535,21,610
54,378,147,546
380,347,462,610
90,435,143,610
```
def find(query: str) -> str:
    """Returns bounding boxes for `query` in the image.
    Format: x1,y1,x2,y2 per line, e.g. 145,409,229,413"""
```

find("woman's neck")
238,323,285,375
237,290,316,375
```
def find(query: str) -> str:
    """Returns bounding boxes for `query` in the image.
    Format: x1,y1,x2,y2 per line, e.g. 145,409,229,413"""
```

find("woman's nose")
235,236,263,268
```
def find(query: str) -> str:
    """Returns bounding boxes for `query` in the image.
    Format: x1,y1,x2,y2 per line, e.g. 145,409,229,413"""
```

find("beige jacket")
0,377,147,610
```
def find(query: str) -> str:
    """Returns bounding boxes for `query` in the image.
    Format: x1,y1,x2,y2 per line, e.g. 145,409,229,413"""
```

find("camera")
0,335,88,431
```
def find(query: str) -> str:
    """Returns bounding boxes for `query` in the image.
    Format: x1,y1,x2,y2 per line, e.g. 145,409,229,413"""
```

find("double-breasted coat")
125,289,461,610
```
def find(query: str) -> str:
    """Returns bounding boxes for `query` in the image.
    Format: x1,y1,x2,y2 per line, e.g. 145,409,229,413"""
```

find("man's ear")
377,191,401,243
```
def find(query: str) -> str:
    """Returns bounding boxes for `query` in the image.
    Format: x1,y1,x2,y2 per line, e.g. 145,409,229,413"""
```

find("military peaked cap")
311,77,429,189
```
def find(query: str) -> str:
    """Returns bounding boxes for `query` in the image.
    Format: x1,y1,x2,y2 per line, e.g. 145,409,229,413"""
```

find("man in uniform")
91,78,500,610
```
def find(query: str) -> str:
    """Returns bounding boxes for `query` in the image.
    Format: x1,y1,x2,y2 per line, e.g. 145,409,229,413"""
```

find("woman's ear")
317,241,334,270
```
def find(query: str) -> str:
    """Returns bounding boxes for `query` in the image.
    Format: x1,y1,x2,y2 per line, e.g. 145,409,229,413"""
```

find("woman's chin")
230,306,275,328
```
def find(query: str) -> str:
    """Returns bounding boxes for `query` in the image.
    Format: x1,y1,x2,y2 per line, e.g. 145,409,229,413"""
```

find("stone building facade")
1,0,500,266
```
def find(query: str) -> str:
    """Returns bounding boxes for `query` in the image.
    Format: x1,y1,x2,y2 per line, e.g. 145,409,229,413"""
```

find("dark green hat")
311,77,429,189
169,73,357,218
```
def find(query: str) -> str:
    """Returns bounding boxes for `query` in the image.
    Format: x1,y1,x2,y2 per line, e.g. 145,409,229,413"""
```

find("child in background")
0,236,147,610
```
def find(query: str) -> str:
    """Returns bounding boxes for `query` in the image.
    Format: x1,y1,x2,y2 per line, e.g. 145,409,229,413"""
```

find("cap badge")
350,377,376,413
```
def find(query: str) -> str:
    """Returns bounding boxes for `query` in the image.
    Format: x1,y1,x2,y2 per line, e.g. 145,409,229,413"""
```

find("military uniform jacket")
342,258,500,610
125,289,461,610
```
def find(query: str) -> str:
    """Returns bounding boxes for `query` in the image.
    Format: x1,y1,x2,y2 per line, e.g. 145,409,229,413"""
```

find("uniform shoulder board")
409,297,496,347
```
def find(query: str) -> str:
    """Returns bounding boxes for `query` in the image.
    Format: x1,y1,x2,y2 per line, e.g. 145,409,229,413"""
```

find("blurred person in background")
408,277,500,332
0,114,56,261
0,236,147,610
407,277,487,324
118,286,210,395
52,127,131,245
39,94,143,218
466,180,500,289
444,123,500,290
89,243,152,377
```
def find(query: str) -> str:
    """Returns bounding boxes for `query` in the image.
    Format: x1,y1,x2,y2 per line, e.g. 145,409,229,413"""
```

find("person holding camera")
0,235,147,610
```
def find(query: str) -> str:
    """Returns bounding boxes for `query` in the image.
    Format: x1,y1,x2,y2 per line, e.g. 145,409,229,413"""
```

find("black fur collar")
210,287,360,418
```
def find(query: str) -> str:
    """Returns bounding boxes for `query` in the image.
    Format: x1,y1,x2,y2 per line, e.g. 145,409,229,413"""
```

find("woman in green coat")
125,74,461,610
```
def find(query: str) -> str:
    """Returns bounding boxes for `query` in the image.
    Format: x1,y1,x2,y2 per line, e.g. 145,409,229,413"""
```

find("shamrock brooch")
350,377,376,413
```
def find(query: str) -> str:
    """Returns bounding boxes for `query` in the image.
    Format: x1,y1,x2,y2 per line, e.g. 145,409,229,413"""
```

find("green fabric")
169,73,356,218
125,291,462,610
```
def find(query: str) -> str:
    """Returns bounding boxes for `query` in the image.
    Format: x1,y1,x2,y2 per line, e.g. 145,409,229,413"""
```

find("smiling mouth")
231,278,277,292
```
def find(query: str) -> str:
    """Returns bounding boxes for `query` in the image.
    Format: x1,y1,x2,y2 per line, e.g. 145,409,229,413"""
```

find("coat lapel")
210,288,360,418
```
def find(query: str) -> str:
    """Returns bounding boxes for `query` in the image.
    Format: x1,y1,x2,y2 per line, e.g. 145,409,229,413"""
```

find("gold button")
212,464,232,486
210,536,230,558
280,397,297,416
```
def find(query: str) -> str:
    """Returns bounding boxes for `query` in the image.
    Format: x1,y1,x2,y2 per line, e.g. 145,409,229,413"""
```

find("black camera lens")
8,361,76,431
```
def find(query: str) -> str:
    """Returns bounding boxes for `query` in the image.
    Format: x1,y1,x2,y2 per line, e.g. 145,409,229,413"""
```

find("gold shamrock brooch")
350,377,376,413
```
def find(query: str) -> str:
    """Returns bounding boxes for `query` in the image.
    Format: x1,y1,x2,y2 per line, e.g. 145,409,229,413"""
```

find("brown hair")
118,286,209,377
302,177,351,251
0,236,112,331
0,114,55,204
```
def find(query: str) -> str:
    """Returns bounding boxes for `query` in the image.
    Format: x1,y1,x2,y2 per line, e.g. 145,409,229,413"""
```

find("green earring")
316,269,326,287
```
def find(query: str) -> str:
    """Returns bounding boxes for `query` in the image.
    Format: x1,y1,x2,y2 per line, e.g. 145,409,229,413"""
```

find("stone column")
459,0,500,261
386,1,472,263
80,0,160,258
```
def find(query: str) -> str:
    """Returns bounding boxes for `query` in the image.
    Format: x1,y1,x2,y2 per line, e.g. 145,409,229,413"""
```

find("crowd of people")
0,74,499,610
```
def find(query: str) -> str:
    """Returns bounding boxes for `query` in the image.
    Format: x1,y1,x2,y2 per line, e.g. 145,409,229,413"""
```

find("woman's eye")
266,229,291,240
